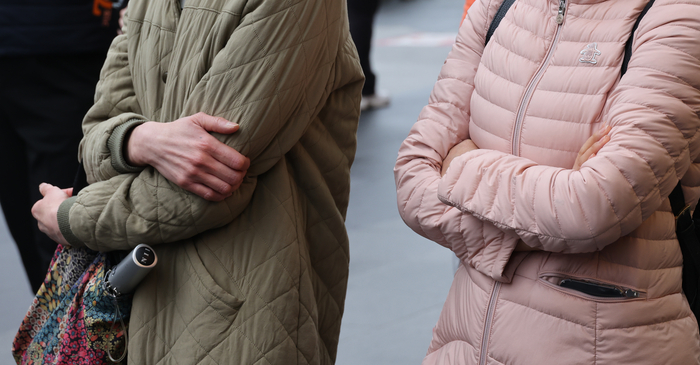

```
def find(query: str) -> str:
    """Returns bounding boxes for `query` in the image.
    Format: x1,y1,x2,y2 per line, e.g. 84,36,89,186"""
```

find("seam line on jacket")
549,170,566,242
181,5,242,17
425,100,472,124
128,18,176,33
420,116,463,146
594,302,598,365
572,171,594,238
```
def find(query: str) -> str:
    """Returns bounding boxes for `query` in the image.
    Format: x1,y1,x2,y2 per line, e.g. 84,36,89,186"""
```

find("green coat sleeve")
79,33,149,184
59,0,360,252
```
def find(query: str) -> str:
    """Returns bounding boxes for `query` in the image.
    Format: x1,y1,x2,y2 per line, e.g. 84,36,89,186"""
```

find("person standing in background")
348,0,391,111
31,0,363,362
0,0,122,293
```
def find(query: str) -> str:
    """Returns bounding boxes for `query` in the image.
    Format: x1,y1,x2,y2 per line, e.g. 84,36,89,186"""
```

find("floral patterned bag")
12,244,131,365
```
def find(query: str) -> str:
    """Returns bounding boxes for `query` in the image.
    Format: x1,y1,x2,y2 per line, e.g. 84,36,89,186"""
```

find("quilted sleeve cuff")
108,119,146,174
57,196,85,248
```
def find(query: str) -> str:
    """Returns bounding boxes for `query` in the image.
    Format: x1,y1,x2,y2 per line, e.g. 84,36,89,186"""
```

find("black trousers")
0,52,105,292
348,0,380,96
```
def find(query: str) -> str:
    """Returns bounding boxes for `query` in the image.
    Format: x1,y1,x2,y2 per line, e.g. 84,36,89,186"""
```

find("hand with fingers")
31,184,72,246
573,125,611,171
441,139,479,177
126,112,251,202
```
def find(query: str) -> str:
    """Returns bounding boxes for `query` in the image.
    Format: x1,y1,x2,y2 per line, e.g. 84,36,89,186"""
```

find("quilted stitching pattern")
395,0,700,362
396,0,700,280
66,0,363,363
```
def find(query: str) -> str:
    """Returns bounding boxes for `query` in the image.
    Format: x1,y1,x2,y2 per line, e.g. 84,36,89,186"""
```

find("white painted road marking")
376,32,457,47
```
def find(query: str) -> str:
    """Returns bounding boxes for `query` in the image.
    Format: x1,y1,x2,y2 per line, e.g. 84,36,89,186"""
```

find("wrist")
108,119,147,173
126,121,155,167
57,196,84,247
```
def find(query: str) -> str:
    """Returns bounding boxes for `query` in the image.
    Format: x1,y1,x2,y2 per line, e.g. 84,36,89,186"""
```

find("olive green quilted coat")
55,0,363,363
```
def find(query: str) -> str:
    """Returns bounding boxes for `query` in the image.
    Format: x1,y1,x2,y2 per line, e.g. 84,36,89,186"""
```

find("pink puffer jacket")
394,0,700,363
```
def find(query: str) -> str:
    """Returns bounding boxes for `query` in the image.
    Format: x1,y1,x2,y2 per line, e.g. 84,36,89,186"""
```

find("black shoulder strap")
484,0,655,71
620,0,656,76
485,0,516,46
671,182,686,217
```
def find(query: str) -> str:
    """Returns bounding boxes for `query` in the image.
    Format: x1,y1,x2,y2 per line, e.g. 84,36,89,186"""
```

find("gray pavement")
337,1,461,362
0,0,462,363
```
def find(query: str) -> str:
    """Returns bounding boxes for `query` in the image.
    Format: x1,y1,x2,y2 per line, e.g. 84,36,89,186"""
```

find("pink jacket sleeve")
436,8,700,252
395,0,700,281
395,0,523,282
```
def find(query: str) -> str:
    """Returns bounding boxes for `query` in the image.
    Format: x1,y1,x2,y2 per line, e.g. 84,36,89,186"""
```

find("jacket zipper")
539,277,647,301
476,4,567,363
512,0,567,156
478,281,501,365
538,272,647,300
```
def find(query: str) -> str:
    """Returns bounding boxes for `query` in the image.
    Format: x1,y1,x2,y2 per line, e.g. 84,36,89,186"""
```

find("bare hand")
32,184,72,246
127,113,251,202
573,125,611,171
442,139,479,176
117,7,127,35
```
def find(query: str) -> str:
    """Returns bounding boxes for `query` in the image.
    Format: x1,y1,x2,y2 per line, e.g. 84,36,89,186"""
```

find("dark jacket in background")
0,0,121,55
0,0,122,293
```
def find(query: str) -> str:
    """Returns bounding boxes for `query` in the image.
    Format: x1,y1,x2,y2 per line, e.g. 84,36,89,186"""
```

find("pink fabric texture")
394,0,700,362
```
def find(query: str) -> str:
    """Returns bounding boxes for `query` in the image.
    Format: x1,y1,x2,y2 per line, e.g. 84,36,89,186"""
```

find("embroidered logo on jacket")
579,43,601,64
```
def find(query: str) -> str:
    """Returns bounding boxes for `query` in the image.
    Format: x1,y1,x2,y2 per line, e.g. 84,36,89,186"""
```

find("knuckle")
190,152,208,168
238,157,251,170
222,172,236,185
176,177,190,188
234,171,246,184
183,165,198,178
227,173,241,186
204,191,223,202
194,138,213,154
219,183,233,195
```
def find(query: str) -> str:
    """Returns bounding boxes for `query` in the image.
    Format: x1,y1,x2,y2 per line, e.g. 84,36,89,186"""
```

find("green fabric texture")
63,0,363,364
57,196,83,248
107,119,146,173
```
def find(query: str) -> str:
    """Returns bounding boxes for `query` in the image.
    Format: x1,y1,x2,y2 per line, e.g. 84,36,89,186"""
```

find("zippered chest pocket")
559,279,639,298
539,273,646,302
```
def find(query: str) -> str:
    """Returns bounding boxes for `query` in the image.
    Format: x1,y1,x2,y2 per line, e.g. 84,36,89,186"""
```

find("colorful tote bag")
12,244,131,365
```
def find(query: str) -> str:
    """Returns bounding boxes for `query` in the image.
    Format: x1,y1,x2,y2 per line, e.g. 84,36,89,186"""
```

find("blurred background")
0,0,463,363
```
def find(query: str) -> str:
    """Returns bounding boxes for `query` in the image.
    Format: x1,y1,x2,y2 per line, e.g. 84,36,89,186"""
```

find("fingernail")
598,125,608,134
227,122,237,127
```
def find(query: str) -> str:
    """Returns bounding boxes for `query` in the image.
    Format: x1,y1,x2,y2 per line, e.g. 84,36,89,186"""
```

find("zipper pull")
624,289,640,298
556,0,566,24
